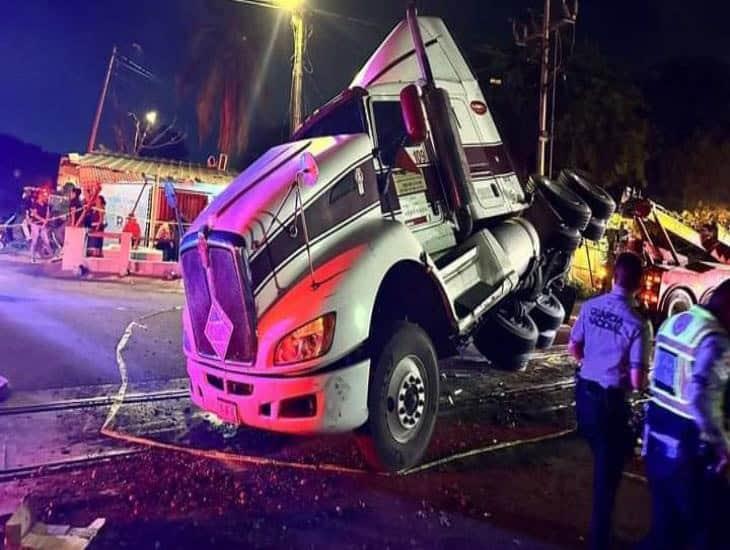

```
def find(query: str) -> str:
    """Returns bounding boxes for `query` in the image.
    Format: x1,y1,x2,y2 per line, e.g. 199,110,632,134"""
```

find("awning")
64,152,236,186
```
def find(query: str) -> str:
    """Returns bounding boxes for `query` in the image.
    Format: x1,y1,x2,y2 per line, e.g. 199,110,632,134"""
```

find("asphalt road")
0,255,184,392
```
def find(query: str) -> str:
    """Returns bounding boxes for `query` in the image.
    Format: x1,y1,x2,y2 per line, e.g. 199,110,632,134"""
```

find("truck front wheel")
356,321,439,472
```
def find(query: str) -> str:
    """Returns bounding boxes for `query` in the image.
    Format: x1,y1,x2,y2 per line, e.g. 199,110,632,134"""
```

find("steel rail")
0,388,189,417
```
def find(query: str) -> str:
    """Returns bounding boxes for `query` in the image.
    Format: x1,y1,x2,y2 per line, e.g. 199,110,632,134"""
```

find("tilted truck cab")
180,8,616,471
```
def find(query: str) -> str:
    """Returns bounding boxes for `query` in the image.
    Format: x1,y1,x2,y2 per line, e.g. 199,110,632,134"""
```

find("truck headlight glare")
274,313,336,365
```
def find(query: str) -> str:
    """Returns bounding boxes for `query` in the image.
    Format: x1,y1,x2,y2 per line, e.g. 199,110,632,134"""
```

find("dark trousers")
643,406,730,549
575,377,632,550
155,240,175,262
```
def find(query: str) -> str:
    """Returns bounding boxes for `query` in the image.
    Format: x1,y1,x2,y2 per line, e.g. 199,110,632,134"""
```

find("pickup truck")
180,7,615,471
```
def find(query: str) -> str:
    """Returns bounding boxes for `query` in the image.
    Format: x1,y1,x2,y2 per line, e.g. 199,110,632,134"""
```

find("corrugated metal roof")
66,152,236,186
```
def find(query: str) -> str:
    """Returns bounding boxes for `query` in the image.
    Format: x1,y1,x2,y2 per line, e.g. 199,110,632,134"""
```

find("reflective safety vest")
650,305,725,420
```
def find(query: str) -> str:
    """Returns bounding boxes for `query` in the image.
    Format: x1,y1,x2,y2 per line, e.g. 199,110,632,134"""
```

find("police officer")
643,279,730,549
569,252,652,550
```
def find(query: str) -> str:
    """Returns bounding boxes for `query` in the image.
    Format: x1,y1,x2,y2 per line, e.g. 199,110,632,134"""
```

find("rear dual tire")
530,292,565,349
473,309,539,371
532,175,592,231
558,169,616,221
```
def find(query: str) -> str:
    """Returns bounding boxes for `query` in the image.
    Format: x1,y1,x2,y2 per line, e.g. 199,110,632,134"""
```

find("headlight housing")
273,313,336,365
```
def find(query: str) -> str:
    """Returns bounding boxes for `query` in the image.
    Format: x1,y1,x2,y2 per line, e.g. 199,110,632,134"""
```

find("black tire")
356,321,439,472
530,292,565,332
473,309,538,371
532,175,592,231
558,169,616,221
548,224,582,253
663,288,694,318
536,329,557,349
582,217,607,242
553,284,578,324
523,184,563,242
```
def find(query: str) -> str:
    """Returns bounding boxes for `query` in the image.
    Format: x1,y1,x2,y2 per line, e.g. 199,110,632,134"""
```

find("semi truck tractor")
180,7,615,471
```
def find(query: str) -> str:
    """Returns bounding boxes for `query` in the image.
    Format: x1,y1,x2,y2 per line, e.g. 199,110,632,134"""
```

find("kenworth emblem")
354,166,365,196
205,298,234,359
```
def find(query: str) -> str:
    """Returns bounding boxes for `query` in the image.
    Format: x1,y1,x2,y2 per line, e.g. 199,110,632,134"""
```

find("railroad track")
0,449,144,483
0,387,190,417
0,388,190,482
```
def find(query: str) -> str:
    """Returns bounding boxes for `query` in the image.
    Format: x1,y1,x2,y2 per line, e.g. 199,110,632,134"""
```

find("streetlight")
130,110,159,155
232,0,307,133
274,0,304,9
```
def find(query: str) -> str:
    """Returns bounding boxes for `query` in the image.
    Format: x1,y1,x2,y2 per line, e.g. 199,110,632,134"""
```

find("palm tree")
178,1,261,158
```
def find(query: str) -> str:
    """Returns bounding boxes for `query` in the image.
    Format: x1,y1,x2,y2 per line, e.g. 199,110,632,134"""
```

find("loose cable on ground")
401,428,576,475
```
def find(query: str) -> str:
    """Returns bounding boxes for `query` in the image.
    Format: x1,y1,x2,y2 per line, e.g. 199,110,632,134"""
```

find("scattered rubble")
4,497,104,550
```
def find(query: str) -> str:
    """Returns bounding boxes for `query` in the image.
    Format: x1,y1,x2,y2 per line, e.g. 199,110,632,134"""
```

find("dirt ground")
0,416,652,549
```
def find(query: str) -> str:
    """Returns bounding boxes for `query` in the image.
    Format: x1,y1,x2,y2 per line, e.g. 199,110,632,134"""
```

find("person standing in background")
67,188,83,227
569,252,652,550
20,188,33,243
29,192,52,263
86,195,106,257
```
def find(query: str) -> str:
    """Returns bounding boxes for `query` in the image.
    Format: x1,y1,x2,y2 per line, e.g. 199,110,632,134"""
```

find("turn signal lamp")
639,270,662,309
274,313,336,365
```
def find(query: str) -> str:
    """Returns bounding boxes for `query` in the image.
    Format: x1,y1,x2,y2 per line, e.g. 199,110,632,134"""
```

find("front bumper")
186,357,370,434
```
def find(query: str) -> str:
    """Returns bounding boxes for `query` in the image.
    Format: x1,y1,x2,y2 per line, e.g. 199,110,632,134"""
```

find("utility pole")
289,7,306,133
87,46,117,153
513,1,578,176
536,0,551,177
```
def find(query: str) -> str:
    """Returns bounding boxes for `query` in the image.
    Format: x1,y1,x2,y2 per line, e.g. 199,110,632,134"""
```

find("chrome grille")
181,241,257,364
181,249,215,357
208,247,257,363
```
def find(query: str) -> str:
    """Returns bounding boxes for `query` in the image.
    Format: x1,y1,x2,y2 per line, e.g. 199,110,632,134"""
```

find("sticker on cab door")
399,193,433,227
392,171,427,195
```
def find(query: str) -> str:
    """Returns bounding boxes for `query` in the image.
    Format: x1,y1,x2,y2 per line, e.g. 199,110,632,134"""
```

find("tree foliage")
554,46,649,191
177,0,261,158
643,57,730,209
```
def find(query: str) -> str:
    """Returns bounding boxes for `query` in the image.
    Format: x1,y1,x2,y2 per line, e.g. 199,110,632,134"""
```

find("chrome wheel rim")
385,355,427,444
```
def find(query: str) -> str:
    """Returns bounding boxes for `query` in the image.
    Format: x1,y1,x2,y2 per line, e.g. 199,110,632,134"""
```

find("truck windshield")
293,93,367,140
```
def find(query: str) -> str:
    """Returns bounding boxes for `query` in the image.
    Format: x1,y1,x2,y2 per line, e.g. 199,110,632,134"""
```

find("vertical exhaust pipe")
405,4,474,241
406,4,435,87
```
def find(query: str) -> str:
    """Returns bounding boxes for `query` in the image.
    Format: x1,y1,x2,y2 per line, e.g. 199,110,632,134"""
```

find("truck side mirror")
400,84,427,145
297,152,319,187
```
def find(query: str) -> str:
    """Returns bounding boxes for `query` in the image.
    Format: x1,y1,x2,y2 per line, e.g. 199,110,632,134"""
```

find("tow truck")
180,7,615,471
571,194,730,323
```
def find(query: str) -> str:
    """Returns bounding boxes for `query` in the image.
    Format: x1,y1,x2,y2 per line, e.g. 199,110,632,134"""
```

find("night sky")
1,0,727,160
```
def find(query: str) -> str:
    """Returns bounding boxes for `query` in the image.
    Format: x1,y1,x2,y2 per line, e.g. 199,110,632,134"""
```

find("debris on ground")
4,497,105,550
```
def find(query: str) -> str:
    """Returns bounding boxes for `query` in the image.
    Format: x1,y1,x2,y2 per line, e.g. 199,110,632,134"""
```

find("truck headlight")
273,313,336,365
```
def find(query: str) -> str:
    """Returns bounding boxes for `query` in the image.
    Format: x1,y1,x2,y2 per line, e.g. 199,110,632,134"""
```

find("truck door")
369,98,456,255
